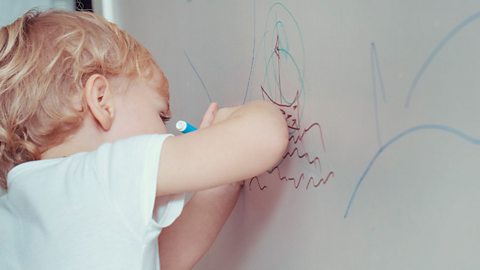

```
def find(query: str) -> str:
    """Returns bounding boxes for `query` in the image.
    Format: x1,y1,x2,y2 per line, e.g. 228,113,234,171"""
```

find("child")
0,9,288,270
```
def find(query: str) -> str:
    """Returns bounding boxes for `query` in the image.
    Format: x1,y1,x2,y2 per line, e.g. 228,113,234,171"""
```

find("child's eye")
159,114,171,123
161,116,171,123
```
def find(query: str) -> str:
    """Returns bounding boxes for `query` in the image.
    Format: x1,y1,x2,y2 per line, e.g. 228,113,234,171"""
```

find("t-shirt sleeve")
93,134,185,237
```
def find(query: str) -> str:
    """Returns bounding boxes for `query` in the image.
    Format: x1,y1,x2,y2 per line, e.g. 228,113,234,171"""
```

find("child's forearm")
213,100,286,129
158,183,243,270
156,100,288,195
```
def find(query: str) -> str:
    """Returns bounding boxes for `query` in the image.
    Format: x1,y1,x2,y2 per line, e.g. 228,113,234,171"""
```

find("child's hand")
199,103,241,128
199,102,219,129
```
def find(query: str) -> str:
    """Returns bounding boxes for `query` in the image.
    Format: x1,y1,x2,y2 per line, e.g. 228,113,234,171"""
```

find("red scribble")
249,87,334,190
283,147,320,166
249,164,334,191
306,171,335,189
249,176,267,191
291,123,327,151
272,166,334,189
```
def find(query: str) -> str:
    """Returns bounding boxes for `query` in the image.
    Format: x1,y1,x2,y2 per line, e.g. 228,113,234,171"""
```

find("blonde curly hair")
0,9,156,190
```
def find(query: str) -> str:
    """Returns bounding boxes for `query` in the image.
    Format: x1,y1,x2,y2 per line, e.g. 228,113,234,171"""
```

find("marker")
176,120,198,134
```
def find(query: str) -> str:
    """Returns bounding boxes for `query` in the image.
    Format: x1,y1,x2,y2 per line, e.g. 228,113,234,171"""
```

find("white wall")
0,0,74,26
116,1,480,269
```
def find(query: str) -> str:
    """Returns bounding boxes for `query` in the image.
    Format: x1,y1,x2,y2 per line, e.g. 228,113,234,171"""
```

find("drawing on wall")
181,1,480,219
163,1,480,268
344,12,480,217
248,3,335,191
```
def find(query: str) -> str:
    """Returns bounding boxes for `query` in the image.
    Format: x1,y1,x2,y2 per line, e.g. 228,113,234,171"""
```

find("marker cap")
176,120,197,133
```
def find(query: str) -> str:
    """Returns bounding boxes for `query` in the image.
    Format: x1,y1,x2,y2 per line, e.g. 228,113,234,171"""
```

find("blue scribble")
242,0,257,104
183,50,212,103
262,2,307,117
344,124,480,218
347,12,480,218
371,42,387,146
405,11,480,107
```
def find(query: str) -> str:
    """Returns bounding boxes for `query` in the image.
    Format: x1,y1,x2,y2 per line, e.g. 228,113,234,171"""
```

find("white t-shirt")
0,134,184,270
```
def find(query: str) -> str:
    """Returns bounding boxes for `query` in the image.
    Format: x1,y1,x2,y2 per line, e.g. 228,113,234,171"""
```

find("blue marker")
176,120,198,133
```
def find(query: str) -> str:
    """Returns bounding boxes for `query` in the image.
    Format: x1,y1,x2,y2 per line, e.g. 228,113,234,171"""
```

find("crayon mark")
184,50,213,103
243,0,257,104
405,11,480,107
371,42,387,146
249,167,335,191
344,124,480,217
348,12,480,217
261,2,306,115
249,3,334,191
249,176,267,191
182,2,334,191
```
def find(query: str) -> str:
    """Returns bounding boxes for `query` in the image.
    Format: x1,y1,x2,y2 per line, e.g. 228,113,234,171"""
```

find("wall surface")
0,0,73,26
115,1,480,269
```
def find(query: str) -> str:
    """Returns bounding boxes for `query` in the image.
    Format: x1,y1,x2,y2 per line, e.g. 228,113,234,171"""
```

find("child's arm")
156,103,248,269
156,100,288,195
158,182,243,270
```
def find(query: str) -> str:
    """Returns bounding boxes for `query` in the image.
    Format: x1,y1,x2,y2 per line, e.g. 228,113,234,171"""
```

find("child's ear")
84,74,115,131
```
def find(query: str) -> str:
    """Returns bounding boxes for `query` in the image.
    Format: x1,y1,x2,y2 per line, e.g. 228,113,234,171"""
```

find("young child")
0,9,288,270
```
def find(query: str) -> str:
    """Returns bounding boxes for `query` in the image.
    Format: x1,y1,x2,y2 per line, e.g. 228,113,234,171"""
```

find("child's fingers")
199,102,218,129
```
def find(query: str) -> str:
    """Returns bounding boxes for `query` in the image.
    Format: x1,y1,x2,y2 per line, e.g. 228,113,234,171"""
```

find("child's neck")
41,117,105,160
41,141,89,159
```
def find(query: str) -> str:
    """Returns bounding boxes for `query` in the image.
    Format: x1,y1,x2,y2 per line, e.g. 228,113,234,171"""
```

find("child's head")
0,9,159,190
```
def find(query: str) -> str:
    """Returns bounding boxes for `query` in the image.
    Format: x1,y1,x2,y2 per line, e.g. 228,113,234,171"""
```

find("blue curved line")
405,11,480,107
371,42,386,147
265,2,306,75
277,48,305,103
344,124,480,218
262,47,305,106
242,0,257,104
371,43,387,103
263,50,279,97
184,51,212,102
274,21,290,53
